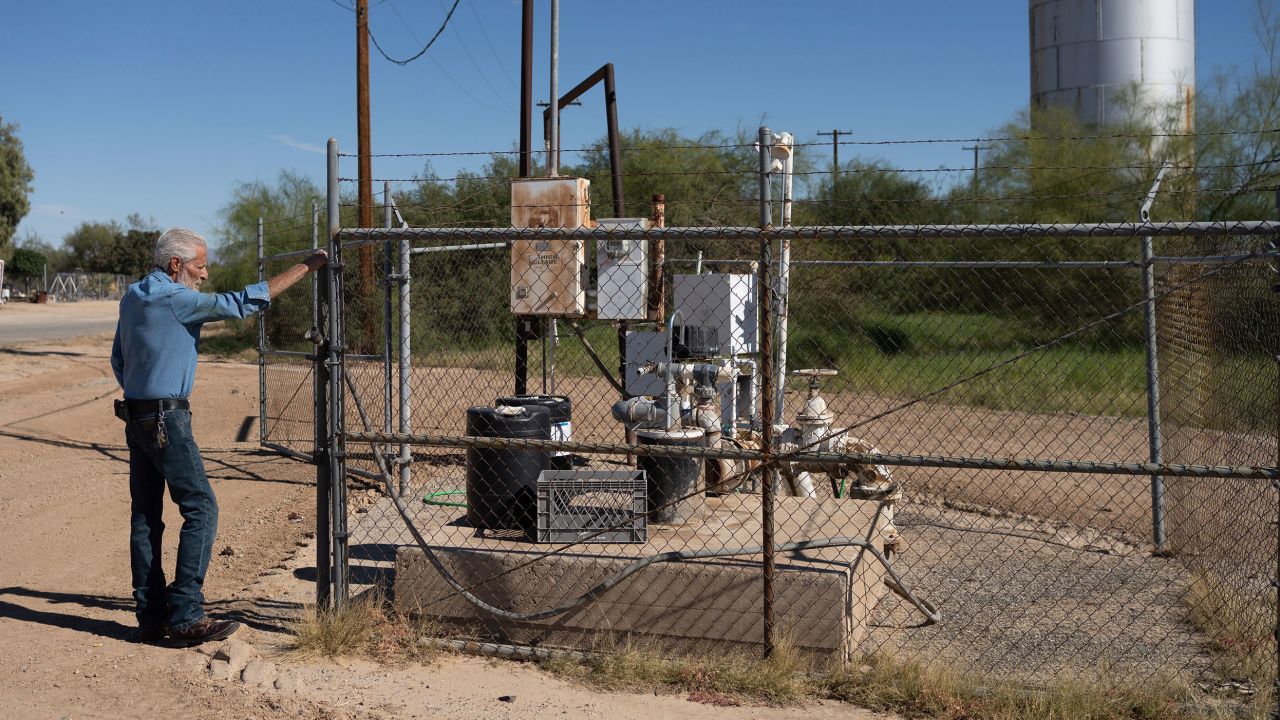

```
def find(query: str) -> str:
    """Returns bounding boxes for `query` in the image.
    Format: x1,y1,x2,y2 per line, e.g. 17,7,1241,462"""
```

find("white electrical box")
624,330,668,397
672,273,758,355
595,218,649,320
510,177,591,316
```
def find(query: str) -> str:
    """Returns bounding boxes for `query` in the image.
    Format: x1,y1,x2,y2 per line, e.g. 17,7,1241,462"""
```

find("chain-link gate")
259,130,1280,711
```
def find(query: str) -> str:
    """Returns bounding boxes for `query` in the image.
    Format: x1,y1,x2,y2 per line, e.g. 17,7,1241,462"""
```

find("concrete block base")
393,494,891,662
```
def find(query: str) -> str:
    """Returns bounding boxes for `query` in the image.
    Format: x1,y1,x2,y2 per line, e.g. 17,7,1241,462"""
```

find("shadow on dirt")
0,586,304,637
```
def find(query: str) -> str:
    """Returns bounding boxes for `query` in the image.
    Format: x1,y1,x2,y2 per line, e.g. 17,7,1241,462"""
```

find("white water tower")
1030,0,1195,131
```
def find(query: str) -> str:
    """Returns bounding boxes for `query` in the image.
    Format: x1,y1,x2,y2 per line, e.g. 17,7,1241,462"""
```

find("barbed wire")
339,160,1275,185
334,183,1274,217
336,127,1280,159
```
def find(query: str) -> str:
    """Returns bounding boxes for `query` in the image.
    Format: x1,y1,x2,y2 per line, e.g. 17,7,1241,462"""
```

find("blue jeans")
125,408,217,631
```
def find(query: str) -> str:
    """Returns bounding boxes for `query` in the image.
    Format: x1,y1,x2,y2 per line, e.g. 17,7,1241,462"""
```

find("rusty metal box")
510,177,591,316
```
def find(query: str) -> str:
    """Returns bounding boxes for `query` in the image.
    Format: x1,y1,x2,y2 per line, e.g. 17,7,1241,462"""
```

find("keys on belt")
114,398,190,448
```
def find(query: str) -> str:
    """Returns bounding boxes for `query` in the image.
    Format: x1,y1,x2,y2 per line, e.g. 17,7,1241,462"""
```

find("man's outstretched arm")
267,250,329,299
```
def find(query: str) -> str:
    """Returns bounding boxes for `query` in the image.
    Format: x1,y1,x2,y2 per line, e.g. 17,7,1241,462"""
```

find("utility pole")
356,0,372,227
817,129,852,182
962,143,986,193
355,0,376,352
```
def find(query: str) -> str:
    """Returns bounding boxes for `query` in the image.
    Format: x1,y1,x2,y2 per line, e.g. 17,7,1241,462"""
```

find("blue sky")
1,1,1268,248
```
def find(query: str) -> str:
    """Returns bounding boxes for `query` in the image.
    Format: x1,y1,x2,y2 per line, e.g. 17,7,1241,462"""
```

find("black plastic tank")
636,427,706,524
496,394,573,470
465,405,552,534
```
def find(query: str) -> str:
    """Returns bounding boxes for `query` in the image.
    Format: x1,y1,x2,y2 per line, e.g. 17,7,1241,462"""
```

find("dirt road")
0,299,119,343
0,312,889,718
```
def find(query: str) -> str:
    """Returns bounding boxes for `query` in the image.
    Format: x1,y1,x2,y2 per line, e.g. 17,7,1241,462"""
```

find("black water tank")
636,427,706,524
465,405,551,533
495,394,573,470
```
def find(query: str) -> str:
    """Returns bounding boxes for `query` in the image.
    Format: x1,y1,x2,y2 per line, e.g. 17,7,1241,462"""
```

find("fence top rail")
333,221,1280,245
344,431,1280,481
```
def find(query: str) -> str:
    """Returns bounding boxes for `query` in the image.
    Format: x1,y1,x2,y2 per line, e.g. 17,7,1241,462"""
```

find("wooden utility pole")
355,0,376,353
962,144,985,193
817,129,852,181
356,0,373,227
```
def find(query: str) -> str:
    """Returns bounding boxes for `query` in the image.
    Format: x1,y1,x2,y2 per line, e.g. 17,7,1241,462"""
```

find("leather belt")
125,398,191,416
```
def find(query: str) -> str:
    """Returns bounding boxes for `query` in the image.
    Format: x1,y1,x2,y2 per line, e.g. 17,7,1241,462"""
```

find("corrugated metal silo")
1030,0,1195,130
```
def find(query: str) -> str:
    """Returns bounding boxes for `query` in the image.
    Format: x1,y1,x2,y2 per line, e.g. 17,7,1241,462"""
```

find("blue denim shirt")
111,269,271,399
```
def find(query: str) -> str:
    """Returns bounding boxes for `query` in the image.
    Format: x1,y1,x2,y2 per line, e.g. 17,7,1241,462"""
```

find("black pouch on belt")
113,399,129,422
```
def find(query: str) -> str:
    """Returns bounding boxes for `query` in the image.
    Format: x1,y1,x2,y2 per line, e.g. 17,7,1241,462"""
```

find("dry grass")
1182,570,1277,717
819,651,1237,720
540,639,808,706
542,642,1244,719
285,588,444,665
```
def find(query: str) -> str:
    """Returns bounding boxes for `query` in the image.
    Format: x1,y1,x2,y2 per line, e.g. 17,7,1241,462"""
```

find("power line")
367,0,461,65
382,0,508,112
432,0,513,110
468,0,517,90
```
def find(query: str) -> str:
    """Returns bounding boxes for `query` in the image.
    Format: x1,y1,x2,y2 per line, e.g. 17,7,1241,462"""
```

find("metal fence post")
757,125,776,659
1140,162,1169,554
382,182,397,494
327,138,350,607
398,201,413,499
315,152,335,609
257,217,266,448
1272,187,1280,720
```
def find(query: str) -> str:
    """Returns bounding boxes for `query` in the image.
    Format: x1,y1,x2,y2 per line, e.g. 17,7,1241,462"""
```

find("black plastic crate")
535,470,647,544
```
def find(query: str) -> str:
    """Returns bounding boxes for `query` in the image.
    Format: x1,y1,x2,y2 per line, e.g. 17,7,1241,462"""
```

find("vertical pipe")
316,143,338,609
774,136,793,430
1140,162,1169,553
649,194,665,321
548,0,559,177
327,138,349,607
756,126,776,659
604,63,624,217
383,183,398,495
398,197,413,502
257,217,266,448
312,202,319,316
519,0,534,178
1272,188,1279,720
605,62,627,398
515,0,534,393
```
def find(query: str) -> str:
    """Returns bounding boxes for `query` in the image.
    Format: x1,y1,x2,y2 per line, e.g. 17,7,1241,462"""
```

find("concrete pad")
393,494,891,662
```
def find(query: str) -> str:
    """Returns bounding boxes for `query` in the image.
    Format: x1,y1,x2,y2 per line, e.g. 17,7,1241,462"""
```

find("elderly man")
111,227,327,646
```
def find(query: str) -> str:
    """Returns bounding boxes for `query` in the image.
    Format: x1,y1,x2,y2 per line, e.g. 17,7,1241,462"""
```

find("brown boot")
167,618,240,647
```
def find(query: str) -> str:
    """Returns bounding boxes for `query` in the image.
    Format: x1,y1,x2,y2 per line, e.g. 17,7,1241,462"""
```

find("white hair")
153,228,207,269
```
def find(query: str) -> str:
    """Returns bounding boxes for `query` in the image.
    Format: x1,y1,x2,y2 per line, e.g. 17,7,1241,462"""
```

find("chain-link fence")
262,132,1280,710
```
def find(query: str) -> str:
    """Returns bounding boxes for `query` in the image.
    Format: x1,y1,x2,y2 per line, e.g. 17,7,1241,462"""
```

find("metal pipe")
1140,162,1170,553
649,194,666,321
343,430,1280,480
312,201,319,319
539,63,625,215
774,133,794,427
411,241,510,255
335,221,1280,243
327,138,349,608
548,0,559,177
398,194,413,500
756,126,776,659
1271,187,1280,720
666,258,1142,269
519,0,533,178
383,182,396,494
316,141,338,609
257,217,266,448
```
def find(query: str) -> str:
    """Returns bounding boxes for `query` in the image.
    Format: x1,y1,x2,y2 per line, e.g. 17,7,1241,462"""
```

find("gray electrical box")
595,218,649,320
624,330,668,397
672,273,758,355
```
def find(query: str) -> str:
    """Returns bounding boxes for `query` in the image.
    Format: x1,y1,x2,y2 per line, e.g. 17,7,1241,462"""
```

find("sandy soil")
0,313,891,719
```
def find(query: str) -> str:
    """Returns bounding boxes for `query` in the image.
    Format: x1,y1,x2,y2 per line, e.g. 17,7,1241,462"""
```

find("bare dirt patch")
0,331,889,719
